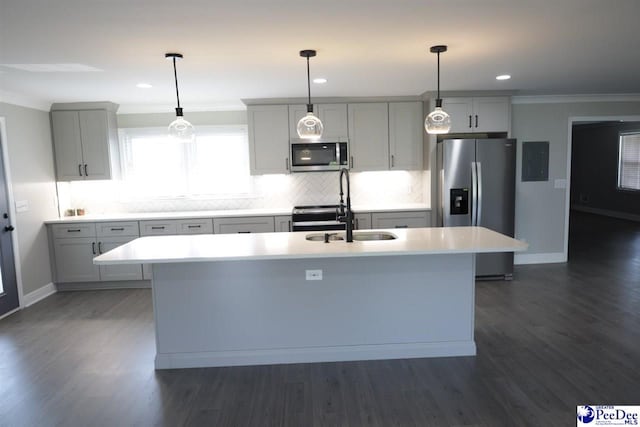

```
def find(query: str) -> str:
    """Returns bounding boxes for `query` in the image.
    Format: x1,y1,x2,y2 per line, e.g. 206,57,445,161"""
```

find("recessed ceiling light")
313,78,327,84
496,74,511,81
136,83,153,88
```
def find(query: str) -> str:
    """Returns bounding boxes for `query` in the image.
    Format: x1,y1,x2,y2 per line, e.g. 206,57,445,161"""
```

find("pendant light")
297,49,323,140
165,53,195,142
425,45,451,134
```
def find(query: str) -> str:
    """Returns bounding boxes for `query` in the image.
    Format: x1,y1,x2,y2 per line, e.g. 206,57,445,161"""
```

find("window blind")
618,132,640,191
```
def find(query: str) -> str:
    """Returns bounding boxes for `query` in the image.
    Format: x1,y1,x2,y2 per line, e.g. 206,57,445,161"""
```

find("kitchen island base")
151,253,476,369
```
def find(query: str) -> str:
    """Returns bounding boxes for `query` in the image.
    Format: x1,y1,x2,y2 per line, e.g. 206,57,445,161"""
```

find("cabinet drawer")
140,220,178,236
51,223,96,239
213,217,275,234
96,221,139,237
371,211,430,229
177,219,213,235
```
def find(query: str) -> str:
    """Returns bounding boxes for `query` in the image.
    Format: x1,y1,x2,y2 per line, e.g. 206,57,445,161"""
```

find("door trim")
0,117,25,309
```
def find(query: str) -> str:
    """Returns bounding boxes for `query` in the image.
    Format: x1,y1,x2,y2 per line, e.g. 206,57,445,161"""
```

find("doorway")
0,118,19,318
566,117,640,261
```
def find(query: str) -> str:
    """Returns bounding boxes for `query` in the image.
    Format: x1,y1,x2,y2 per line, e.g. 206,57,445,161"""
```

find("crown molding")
512,93,640,104
0,90,51,111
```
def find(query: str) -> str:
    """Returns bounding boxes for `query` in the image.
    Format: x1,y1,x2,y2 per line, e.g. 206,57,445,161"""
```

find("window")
119,125,251,198
618,132,640,191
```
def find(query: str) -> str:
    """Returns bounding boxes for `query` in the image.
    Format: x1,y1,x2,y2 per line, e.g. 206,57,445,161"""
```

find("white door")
389,102,423,170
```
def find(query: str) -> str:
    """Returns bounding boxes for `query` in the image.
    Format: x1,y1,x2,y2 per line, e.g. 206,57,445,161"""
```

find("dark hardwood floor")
1,211,639,427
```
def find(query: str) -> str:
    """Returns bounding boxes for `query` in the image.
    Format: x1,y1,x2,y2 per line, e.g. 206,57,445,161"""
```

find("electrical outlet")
305,269,322,281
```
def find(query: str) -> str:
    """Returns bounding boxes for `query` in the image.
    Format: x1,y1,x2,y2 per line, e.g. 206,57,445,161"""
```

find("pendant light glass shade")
168,115,195,142
297,50,323,140
425,104,451,134
297,112,324,140
425,45,451,135
165,53,194,142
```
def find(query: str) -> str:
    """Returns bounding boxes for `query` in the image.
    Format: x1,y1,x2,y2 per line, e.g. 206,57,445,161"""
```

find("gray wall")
511,100,640,257
0,102,58,295
571,122,640,215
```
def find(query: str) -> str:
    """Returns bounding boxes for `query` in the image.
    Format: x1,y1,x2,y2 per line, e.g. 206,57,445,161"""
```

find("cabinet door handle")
151,226,165,230
288,220,291,232
355,218,359,229
238,231,251,234
98,241,103,254
350,156,354,168
92,242,96,255
67,229,82,233
468,115,472,128
84,164,88,176
475,115,478,128
110,227,125,231
78,164,83,176
285,158,289,171
187,225,201,228
391,155,395,168
394,225,409,228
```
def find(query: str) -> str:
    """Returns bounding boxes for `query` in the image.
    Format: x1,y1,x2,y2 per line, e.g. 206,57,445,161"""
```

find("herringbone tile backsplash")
59,170,428,214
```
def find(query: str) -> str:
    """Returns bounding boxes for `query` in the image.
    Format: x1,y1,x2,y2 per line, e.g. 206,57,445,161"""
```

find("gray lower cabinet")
177,218,214,235
51,221,141,283
53,237,100,283
140,218,215,279
214,217,275,234
97,236,142,281
274,215,292,232
354,213,371,230
371,211,431,229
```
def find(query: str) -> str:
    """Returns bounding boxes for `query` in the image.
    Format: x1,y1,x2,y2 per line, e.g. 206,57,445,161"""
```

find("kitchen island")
94,227,526,369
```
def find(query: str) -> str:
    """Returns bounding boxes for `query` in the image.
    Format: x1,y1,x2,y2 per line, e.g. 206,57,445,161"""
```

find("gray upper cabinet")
441,97,510,133
51,102,119,181
288,104,313,139
288,103,348,140
317,104,348,139
388,102,423,170
348,103,390,171
248,105,290,174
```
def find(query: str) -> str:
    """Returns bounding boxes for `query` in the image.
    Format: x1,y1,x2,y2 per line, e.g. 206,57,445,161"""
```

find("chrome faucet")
337,168,354,242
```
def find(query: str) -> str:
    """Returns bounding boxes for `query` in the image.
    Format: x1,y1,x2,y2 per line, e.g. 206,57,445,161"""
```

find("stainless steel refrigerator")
436,138,516,279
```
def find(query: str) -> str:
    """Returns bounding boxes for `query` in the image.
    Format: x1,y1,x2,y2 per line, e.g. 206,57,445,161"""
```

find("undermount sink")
305,231,397,242
352,232,397,241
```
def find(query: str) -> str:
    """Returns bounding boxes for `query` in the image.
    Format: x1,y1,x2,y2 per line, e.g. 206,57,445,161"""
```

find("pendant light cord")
436,51,441,100
306,55,312,111
172,57,181,110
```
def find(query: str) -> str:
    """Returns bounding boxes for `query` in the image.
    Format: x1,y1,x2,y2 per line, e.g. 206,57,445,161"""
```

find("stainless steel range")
291,205,345,231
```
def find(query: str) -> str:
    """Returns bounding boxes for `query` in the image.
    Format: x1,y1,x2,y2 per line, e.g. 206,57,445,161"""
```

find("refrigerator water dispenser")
450,188,469,215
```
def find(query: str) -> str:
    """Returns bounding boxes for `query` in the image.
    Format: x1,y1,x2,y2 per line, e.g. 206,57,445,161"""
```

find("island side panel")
152,253,476,369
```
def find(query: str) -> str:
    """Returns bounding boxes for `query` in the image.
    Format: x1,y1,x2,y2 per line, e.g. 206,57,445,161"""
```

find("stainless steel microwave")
290,139,349,172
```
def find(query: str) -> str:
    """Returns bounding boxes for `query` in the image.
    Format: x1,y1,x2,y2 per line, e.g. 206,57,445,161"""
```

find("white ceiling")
1,0,639,113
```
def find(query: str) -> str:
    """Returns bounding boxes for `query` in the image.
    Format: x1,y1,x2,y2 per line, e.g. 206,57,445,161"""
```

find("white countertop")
93,226,527,265
45,204,430,224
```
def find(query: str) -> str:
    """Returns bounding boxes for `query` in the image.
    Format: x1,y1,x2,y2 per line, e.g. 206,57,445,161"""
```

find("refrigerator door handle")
471,161,478,226
476,162,483,226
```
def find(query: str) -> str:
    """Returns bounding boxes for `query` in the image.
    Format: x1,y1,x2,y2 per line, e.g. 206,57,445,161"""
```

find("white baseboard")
22,282,57,307
571,205,640,222
515,252,566,265
0,307,20,320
